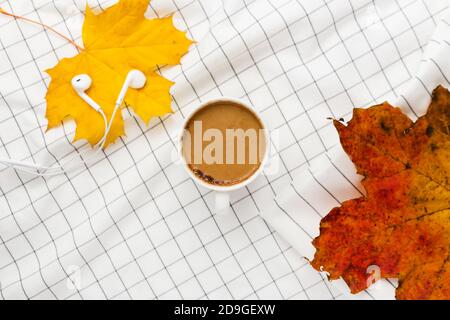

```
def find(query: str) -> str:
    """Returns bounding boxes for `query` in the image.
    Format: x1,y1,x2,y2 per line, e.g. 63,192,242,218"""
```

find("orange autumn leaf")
45,0,193,147
311,85,450,300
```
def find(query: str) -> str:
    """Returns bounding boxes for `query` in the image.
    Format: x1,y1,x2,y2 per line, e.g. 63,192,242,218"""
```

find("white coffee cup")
179,97,270,214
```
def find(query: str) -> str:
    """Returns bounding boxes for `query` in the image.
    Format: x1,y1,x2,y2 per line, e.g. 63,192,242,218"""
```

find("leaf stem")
0,8,84,51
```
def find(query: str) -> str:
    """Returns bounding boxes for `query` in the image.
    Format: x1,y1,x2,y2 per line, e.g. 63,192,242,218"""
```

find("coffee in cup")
181,100,267,187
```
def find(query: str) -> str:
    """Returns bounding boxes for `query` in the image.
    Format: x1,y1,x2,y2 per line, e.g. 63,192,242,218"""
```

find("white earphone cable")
1,79,130,177
0,69,144,177
8,110,109,176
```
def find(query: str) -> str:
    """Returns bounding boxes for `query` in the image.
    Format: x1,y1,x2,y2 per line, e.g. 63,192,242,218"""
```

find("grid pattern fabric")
264,3,450,299
0,0,448,300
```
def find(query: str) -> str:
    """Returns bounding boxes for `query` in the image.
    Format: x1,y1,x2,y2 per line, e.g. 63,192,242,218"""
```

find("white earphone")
0,70,147,176
72,74,102,112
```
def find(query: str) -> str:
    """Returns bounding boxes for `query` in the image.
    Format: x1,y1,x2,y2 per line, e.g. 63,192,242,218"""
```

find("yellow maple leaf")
45,0,193,147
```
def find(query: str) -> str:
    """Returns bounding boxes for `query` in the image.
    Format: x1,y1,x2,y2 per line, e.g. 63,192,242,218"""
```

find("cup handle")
215,192,230,214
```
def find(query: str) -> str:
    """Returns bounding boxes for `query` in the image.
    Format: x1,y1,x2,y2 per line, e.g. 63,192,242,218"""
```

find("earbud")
116,70,147,107
71,74,102,112
128,70,147,89
71,74,92,91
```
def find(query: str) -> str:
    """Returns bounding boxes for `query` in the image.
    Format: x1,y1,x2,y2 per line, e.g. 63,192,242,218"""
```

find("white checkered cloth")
0,0,448,300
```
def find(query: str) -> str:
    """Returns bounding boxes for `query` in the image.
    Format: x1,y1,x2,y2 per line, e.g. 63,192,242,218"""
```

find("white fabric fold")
264,4,450,300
